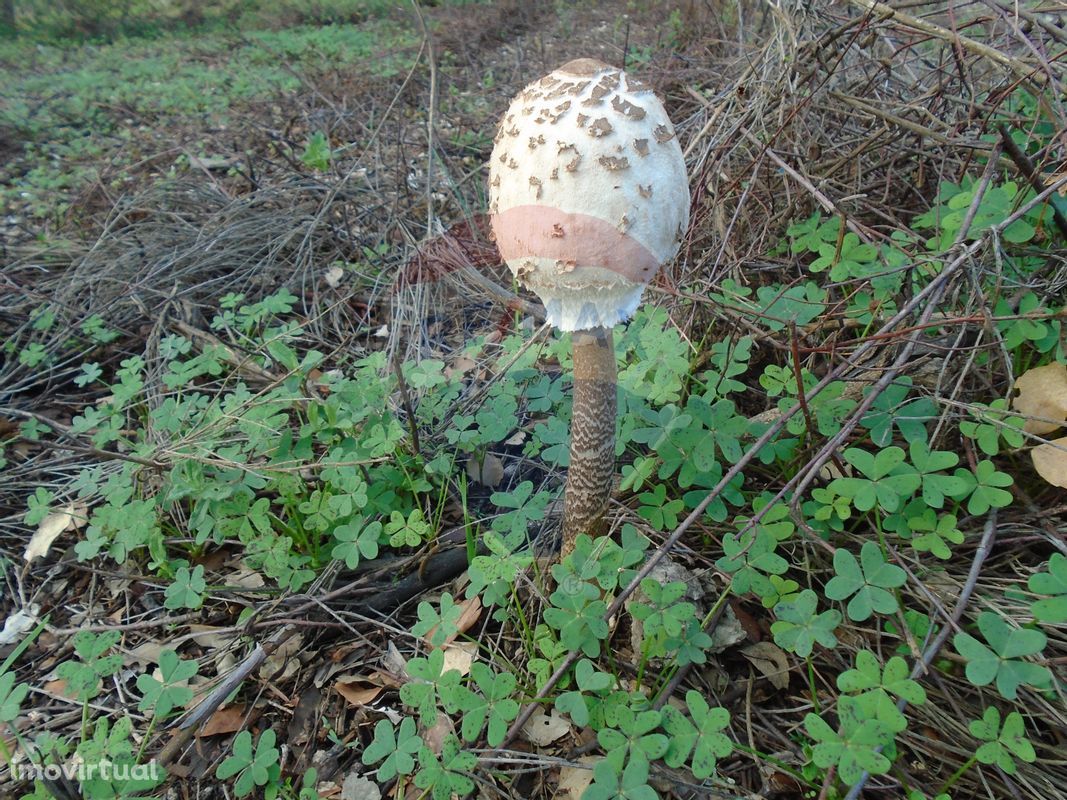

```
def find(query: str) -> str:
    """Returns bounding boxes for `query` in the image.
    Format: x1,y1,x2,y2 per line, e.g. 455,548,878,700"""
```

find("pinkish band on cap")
491,205,660,284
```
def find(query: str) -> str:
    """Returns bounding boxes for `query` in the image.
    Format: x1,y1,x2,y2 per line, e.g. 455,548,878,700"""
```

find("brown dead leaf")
197,705,250,737
127,640,166,667
1032,435,1067,488
454,596,482,637
44,678,69,698
466,453,504,488
444,354,477,379
1014,363,1067,434
741,641,792,690
334,681,382,707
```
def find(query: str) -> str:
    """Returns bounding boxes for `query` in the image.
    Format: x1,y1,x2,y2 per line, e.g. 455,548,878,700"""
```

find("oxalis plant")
9,98,1065,800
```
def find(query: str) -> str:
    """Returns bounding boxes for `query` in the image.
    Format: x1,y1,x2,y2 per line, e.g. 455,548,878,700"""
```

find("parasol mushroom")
489,58,690,556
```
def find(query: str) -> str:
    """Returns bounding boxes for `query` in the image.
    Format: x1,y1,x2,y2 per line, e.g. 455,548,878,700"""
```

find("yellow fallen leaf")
1032,435,1067,488
1014,363,1067,435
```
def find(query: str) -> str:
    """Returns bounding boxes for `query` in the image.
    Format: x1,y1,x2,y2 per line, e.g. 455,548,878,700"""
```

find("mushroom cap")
489,58,690,331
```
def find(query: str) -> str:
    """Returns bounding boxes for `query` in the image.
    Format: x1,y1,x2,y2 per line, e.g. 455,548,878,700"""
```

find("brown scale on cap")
588,118,613,137
611,96,647,120
557,58,610,76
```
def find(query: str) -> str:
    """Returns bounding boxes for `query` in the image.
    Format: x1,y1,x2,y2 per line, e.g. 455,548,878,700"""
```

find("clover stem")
562,326,617,558
807,656,820,713
937,754,977,796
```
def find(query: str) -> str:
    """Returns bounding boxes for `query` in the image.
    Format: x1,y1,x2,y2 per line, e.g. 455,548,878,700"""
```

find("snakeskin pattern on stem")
562,326,617,557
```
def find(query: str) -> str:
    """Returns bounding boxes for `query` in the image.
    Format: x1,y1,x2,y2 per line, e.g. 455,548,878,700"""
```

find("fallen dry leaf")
454,596,483,637
381,641,409,677
188,625,235,650
324,265,345,288
0,605,40,646
441,642,476,676
521,709,571,746
127,640,166,667
555,757,598,799
1032,435,1067,488
421,713,457,755
24,503,86,562
259,633,303,681
741,641,791,690
341,773,382,800
197,705,250,737
334,681,382,707
44,678,70,698
1014,363,1067,434
466,453,504,488
444,354,477,379
710,604,747,653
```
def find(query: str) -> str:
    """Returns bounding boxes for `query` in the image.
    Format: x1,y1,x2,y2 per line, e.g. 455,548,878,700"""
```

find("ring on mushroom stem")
488,58,690,557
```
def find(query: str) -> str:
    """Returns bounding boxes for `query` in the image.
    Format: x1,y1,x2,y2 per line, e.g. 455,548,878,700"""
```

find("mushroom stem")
562,325,617,557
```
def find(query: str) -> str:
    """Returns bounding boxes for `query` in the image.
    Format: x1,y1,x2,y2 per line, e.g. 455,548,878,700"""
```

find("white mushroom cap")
489,58,689,332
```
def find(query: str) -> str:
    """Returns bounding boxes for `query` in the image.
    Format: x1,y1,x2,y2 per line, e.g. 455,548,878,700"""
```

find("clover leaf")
953,611,1051,700
830,447,920,512
164,564,207,611
969,707,1036,775
960,399,1026,456
400,649,463,723
838,650,926,706
361,717,421,780
412,592,462,647
598,707,669,767
805,698,893,786
0,671,29,723
908,441,973,507
907,510,964,560
771,589,841,657
660,690,733,779
584,750,658,800
860,378,936,446
216,729,280,798
457,663,519,746
136,649,197,717
331,517,381,569
1029,553,1067,623
717,528,788,598
965,460,1013,515
414,734,477,800
556,658,613,727
824,542,906,621
544,578,609,658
